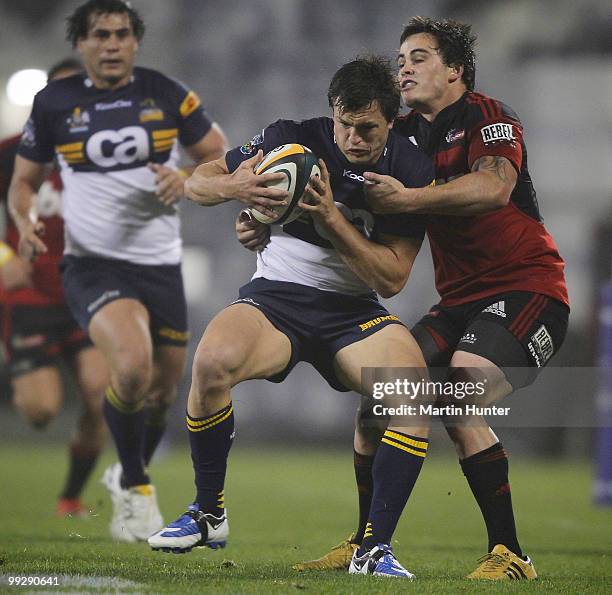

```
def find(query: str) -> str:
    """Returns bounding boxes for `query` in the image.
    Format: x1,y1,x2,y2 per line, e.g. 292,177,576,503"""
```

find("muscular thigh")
333,323,426,394
88,298,153,371
197,303,292,383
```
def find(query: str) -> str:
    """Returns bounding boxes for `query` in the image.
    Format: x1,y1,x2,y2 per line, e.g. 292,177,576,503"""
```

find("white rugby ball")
251,143,320,225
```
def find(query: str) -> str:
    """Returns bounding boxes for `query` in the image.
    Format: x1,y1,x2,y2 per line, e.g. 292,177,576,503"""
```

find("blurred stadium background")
0,0,611,481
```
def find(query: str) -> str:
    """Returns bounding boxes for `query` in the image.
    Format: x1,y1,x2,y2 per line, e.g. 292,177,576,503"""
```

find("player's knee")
191,345,234,398
113,356,153,400
18,402,58,429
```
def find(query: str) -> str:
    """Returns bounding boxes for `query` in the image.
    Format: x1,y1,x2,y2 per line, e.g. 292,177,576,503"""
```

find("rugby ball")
251,144,320,225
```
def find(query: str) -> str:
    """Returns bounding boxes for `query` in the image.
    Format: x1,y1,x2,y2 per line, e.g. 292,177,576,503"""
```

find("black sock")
353,450,374,545
460,442,523,557
103,386,149,487
60,444,100,500
187,402,234,516
142,418,166,467
359,430,428,554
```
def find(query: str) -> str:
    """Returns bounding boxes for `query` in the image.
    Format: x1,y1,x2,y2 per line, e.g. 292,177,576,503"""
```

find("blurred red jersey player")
0,58,108,517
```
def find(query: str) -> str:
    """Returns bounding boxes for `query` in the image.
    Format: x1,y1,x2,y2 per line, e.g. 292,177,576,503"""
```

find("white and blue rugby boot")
348,543,415,579
148,504,228,553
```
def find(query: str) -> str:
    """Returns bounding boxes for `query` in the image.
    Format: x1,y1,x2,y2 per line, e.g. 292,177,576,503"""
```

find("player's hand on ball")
236,209,271,251
148,162,185,206
364,172,412,214
17,220,48,262
231,151,289,220
299,159,339,225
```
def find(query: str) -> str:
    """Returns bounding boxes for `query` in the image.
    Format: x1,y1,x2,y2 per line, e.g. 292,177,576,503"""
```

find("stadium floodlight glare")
6,69,47,106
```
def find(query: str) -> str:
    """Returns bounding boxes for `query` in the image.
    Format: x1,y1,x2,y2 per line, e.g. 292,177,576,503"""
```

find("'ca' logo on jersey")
86,126,149,168
481,123,515,144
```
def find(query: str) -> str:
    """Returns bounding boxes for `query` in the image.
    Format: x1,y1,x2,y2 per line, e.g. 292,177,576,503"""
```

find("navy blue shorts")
61,255,189,347
235,278,405,391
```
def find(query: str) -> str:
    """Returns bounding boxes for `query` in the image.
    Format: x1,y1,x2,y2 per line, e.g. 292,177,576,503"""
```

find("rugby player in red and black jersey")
0,58,109,518
285,17,568,580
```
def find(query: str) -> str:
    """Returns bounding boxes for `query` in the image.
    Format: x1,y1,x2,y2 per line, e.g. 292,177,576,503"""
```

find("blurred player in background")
149,56,437,579
0,58,109,518
9,0,227,542
289,17,569,580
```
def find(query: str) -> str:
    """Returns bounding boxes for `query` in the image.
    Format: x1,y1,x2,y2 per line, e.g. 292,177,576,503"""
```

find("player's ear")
448,63,463,84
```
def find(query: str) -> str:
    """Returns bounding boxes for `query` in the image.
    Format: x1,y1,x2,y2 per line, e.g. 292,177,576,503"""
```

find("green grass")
1,444,611,593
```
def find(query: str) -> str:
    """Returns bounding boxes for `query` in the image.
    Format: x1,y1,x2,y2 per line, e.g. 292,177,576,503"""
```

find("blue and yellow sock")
103,386,149,487
186,402,234,516
359,429,428,554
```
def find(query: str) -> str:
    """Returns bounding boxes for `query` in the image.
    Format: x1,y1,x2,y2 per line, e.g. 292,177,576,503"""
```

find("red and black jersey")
394,91,568,308
0,133,65,306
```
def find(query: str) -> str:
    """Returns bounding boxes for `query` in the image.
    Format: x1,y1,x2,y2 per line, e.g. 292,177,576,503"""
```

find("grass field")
1,444,611,593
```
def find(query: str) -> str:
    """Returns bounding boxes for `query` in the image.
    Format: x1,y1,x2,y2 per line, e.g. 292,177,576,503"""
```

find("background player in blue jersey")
148,56,436,578
8,0,227,543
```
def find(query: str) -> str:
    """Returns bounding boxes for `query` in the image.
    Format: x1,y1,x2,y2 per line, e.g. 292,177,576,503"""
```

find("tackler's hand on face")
235,209,271,252
298,159,341,228
148,162,186,206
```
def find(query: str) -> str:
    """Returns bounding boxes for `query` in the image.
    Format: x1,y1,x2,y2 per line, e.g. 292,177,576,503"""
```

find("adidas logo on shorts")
483,301,507,318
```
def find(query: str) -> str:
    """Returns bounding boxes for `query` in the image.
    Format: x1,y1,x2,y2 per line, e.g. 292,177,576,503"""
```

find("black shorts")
412,291,569,389
235,278,405,391
61,255,189,347
0,303,91,377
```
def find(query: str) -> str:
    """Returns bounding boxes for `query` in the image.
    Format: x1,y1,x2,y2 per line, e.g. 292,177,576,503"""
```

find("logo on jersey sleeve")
20,118,36,148
179,90,201,118
240,132,264,155
86,126,149,167
480,123,515,144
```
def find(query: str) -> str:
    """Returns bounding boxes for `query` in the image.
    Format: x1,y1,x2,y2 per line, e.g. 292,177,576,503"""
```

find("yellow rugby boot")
467,544,537,580
293,534,359,571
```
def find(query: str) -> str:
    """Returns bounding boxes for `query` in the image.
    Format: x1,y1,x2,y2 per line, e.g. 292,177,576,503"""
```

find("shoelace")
475,553,508,573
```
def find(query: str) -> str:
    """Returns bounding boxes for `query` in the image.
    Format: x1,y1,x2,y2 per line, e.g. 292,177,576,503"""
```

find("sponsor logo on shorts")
230,297,260,307
483,300,507,318
527,324,554,368
87,289,121,313
359,314,400,332
481,122,515,144
460,332,477,344
11,334,45,349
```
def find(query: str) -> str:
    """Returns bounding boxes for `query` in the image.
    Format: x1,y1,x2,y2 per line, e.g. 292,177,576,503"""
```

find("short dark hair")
327,55,400,123
47,57,82,81
400,16,477,91
66,0,145,47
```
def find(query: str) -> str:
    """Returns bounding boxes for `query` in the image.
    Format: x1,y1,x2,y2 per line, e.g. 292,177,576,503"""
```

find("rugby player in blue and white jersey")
148,56,435,578
8,0,227,543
